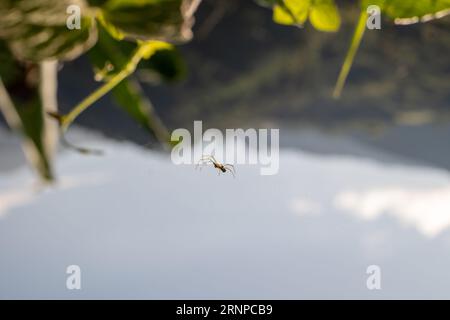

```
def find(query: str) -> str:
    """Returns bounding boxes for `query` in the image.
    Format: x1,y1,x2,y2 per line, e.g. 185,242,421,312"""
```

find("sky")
1,128,450,299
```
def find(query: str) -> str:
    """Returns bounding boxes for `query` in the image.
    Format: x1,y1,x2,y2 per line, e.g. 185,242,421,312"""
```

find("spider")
196,155,236,177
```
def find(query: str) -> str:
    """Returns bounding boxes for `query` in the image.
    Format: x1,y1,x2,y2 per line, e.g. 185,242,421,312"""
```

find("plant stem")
0,77,21,129
333,10,367,99
61,43,150,132
40,60,59,161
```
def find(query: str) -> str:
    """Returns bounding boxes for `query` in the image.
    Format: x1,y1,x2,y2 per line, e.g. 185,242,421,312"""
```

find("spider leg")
197,156,213,169
223,164,236,177
200,155,215,162
196,158,213,170
201,154,222,165
209,155,218,163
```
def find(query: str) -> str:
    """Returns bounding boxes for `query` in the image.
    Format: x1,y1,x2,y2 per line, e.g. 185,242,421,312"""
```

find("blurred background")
1,0,450,299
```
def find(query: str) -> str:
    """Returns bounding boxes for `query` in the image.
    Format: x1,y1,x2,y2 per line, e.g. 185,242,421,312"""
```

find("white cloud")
0,173,108,218
335,187,450,237
290,197,322,216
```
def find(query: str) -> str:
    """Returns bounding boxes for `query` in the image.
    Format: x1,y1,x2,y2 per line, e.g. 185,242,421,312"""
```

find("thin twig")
60,43,152,132
333,10,367,99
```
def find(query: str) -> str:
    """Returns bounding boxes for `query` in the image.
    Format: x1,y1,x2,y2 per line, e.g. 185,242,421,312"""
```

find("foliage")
363,0,450,22
0,0,448,181
273,0,341,32
262,0,450,97
0,0,97,62
0,0,195,180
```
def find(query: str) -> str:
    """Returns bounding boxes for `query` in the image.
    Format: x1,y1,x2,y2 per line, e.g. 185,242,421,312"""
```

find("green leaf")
100,0,201,42
89,24,185,82
96,11,127,41
112,80,171,145
0,41,21,86
0,0,97,62
142,48,186,82
273,0,309,26
362,0,450,24
271,0,341,32
88,27,136,79
87,25,175,145
0,47,57,181
333,0,450,99
309,0,341,32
